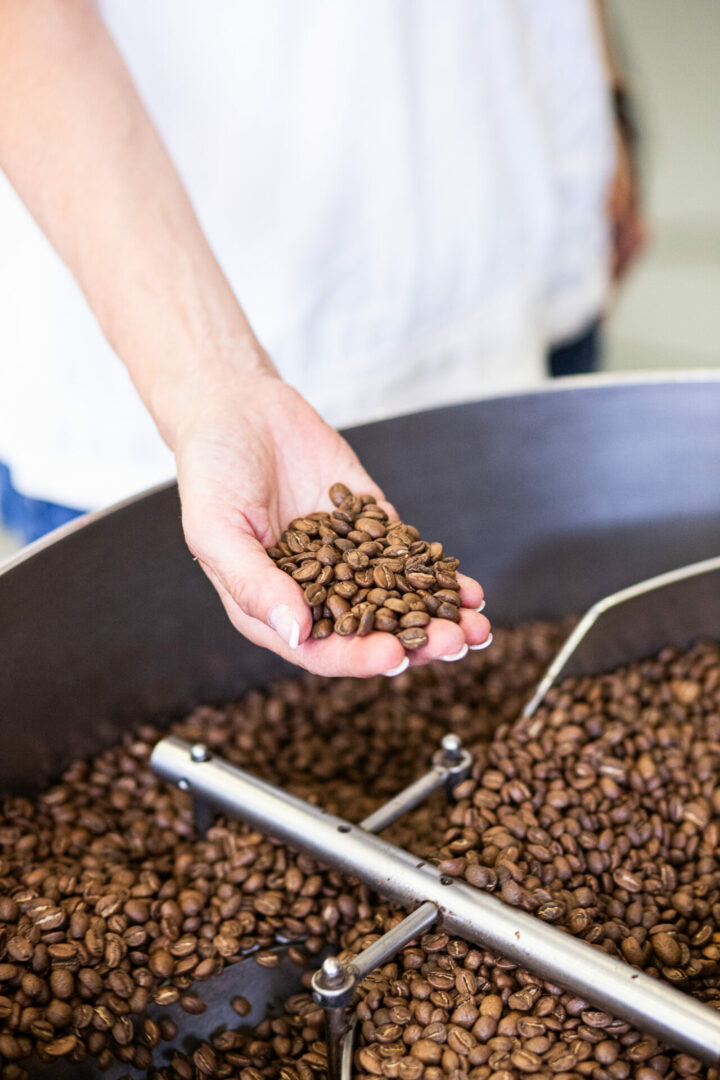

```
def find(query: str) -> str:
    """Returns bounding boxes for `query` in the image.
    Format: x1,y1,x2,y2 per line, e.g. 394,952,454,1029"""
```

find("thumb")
184,516,312,649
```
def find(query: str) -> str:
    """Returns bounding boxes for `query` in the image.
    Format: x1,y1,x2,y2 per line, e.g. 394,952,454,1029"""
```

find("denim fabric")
548,321,600,378
0,463,85,544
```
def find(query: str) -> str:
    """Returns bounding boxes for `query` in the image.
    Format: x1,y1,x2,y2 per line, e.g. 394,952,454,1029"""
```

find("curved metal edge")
3,372,720,578
340,1012,358,1080
522,553,720,717
0,479,176,574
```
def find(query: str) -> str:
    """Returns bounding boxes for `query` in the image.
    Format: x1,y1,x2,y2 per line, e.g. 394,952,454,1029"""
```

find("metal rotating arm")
151,735,720,1067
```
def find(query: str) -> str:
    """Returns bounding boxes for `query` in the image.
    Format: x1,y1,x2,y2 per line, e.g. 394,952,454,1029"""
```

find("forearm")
0,0,272,446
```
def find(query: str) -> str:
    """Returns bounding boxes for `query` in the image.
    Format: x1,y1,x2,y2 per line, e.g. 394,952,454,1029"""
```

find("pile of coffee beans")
346,638,720,1080
0,622,565,1078
3,626,720,1080
266,483,466,650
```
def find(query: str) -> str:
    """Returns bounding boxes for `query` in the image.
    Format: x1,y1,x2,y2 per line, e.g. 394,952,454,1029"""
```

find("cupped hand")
174,371,491,677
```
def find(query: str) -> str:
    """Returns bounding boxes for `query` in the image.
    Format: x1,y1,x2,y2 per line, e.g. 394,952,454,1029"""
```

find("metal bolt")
441,733,462,761
190,743,210,763
320,956,346,988
178,778,190,791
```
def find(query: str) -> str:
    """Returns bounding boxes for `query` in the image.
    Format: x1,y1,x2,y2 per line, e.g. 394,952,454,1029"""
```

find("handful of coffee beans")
266,483,463,651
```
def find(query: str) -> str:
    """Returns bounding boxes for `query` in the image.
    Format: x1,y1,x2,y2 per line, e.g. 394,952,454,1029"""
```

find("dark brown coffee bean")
255,950,280,968
285,530,311,554
49,969,74,1000
193,1044,219,1074
326,595,350,620
345,549,370,571
652,931,681,966
334,613,359,636
435,569,459,590
334,579,358,600
329,482,352,506
305,582,328,606
311,617,333,640
77,967,103,997
358,607,377,637
43,1033,79,1057
434,589,461,607
436,601,461,623
292,560,321,583
7,936,33,963
404,569,436,590
374,608,399,633
397,627,428,651
0,897,19,922
410,1039,443,1064
180,993,207,1015
399,611,430,629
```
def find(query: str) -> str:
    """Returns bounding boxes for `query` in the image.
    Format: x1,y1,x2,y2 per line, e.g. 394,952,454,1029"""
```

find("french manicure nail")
470,632,494,651
383,657,409,677
438,643,469,663
268,604,300,649
476,600,486,612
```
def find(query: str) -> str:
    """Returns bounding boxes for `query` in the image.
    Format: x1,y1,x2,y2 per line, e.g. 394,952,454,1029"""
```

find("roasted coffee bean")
311,618,334,640
6,621,718,1080
305,583,328,607
397,627,428,651
180,993,207,1015
266,486,470,651
335,613,359,637
436,601,460,623
326,595,350,620
399,611,430,630
329,482,352,506
374,608,399,633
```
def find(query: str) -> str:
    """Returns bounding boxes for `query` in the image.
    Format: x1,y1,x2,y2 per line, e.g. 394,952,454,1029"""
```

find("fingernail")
438,643,469,663
268,604,300,649
476,600,486,612
383,657,409,677
470,632,494,651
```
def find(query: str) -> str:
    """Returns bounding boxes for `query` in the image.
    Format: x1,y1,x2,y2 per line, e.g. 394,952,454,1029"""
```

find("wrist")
149,332,280,451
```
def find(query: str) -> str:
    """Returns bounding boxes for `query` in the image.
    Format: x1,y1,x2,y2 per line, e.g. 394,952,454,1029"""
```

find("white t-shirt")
0,0,614,509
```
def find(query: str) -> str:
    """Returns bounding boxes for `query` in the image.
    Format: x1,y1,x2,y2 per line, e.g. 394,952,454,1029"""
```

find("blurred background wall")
604,0,720,372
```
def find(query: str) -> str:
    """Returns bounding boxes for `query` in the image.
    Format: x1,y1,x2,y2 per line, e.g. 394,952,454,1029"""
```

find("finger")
299,631,407,678
406,617,467,667
457,572,485,611
188,519,313,649
211,576,408,677
459,609,492,648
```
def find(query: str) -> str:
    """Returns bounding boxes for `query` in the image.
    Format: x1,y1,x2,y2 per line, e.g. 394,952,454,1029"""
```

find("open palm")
175,374,490,677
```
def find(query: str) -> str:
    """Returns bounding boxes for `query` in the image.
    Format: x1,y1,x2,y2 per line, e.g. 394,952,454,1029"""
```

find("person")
0,1,643,678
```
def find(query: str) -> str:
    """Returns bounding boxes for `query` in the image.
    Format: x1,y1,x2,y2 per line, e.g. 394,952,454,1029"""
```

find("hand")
174,370,491,677
608,129,648,282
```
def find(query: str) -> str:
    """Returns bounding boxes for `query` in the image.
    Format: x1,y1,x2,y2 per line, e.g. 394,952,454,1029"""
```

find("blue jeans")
0,463,85,544
548,320,600,378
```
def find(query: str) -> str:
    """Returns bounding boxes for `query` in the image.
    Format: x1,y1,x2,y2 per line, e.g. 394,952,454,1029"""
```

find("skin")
594,0,647,282
0,0,490,676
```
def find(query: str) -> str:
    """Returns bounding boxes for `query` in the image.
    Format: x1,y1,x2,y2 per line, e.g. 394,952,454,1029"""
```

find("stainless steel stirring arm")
151,733,720,1071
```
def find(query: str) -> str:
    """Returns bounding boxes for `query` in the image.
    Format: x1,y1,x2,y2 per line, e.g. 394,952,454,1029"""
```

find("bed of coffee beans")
0,621,565,1078
2,624,720,1080
266,483,466,651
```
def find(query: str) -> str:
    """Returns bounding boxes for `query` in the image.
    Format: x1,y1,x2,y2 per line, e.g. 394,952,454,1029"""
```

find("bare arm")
0,0,490,674
0,0,262,429
592,0,647,281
